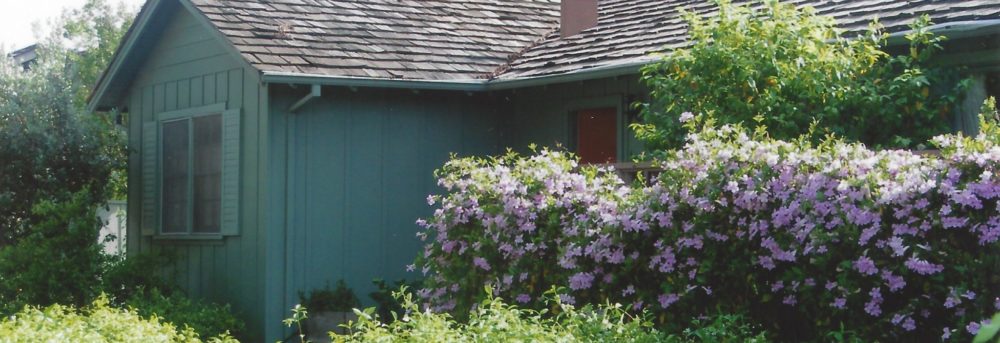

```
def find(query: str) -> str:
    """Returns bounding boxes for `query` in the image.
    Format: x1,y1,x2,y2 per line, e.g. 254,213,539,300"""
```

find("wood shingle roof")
186,0,1000,81
190,0,560,80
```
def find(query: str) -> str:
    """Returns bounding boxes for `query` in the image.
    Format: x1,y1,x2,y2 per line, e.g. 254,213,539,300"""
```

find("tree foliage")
0,0,132,245
633,0,969,153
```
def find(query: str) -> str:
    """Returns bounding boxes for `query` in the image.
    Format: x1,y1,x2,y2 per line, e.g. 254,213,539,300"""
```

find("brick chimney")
561,0,599,38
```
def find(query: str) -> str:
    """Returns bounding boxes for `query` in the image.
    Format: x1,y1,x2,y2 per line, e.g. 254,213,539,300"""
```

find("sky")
0,0,145,51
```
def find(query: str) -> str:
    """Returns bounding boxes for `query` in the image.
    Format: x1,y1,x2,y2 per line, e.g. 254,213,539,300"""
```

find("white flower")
679,111,695,123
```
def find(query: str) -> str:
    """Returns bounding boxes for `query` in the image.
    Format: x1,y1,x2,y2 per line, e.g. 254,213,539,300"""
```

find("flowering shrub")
415,122,1000,341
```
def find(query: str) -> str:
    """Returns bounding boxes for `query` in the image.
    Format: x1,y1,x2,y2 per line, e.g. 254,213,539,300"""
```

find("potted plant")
299,280,360,341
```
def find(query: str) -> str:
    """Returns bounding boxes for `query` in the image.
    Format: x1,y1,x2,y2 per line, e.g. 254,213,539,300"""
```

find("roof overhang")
261,19,1000,92
88,6,1000,111
261,59,653,92
86,0,169,112
885,19,1000,45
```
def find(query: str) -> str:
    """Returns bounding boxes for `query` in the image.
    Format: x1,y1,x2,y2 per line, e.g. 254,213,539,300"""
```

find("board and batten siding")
125,4,267,339
266,86,501,340
502,75,649,160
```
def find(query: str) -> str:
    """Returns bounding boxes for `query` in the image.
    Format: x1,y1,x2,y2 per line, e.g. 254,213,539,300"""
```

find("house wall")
265,86,503,340
501,75,649,160
936,35,1000,134
123,4,267,339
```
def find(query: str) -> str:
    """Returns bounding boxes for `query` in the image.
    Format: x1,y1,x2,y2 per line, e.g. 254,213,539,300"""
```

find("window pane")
576,108,618,164
162,120,189,233
193,114,222,233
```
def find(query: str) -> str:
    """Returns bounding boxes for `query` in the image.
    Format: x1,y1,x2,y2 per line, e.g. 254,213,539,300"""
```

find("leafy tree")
633,0,969,153
0,0,133,245
0,0,134,313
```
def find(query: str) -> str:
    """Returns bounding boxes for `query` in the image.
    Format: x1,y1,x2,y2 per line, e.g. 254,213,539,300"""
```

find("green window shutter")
141,121,159,235
220,108,241,236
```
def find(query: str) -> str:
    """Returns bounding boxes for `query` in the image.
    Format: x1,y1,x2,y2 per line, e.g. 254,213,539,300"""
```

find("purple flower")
568,272,594,290
831,297,847,309
905,257,943,275
865,288,883,317
473,257,491,271
942,327,951,340
558,294,576,305
658,293,680,309
622,285,636,296
854,256,878,276
881,271,906,292
945,295,960,309
967,321,981,335
516,294,531,304
783,295,797,306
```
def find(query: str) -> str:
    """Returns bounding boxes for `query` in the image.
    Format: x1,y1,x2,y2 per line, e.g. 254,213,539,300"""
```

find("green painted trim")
263,73,486,91
153,234,223,241
885,20,1000,46
157,103,226,121
86,0,165,112
156,104,231,237
488,62,650,90
563,94,626,162
260,60,651,92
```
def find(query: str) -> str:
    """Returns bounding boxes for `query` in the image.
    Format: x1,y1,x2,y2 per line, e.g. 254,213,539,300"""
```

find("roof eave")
884,19,1000,45
86,0,163,113
260,58,653,92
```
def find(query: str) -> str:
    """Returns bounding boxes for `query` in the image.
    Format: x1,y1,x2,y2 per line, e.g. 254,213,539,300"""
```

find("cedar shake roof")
186,0,1000,81
189,0,561,80
498,0,1000,79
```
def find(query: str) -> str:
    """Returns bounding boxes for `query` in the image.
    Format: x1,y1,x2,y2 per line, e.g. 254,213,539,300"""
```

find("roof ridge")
483,25,560,80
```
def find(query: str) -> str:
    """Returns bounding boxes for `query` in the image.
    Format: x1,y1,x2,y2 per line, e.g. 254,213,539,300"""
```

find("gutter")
260,59,652,92
884,19,1000,45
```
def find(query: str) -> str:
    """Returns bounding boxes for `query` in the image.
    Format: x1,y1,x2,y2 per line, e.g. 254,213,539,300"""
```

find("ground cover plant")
0,296,237,343
414,115,1000,341
633,0,968,152
309,287,767,343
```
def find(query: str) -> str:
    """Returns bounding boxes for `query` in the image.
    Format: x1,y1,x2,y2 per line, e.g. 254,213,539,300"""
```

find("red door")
576,108,617,164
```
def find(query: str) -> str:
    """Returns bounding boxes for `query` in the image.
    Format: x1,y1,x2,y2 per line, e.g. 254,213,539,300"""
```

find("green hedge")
326,288,767,342
0,297,237,343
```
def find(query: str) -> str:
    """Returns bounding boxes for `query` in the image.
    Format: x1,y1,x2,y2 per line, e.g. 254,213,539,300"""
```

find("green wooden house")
87,0,1000,340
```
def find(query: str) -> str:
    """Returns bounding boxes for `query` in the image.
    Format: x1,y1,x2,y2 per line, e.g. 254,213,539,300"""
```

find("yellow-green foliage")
327,288,767,343
0,297,238,343
635,0,968,152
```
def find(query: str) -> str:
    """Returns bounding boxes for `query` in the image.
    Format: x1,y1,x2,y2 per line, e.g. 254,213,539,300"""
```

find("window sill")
153,234,226,244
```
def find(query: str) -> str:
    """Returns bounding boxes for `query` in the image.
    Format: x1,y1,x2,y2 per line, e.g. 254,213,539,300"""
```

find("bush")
0,190,106,314
633,0,967,152
125,289,245,340
369,279,422,323
416,120,1000,341
332,287,670,342
102,252,177,304
0,296,237,342
0,32,123,246
300,280,361,313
